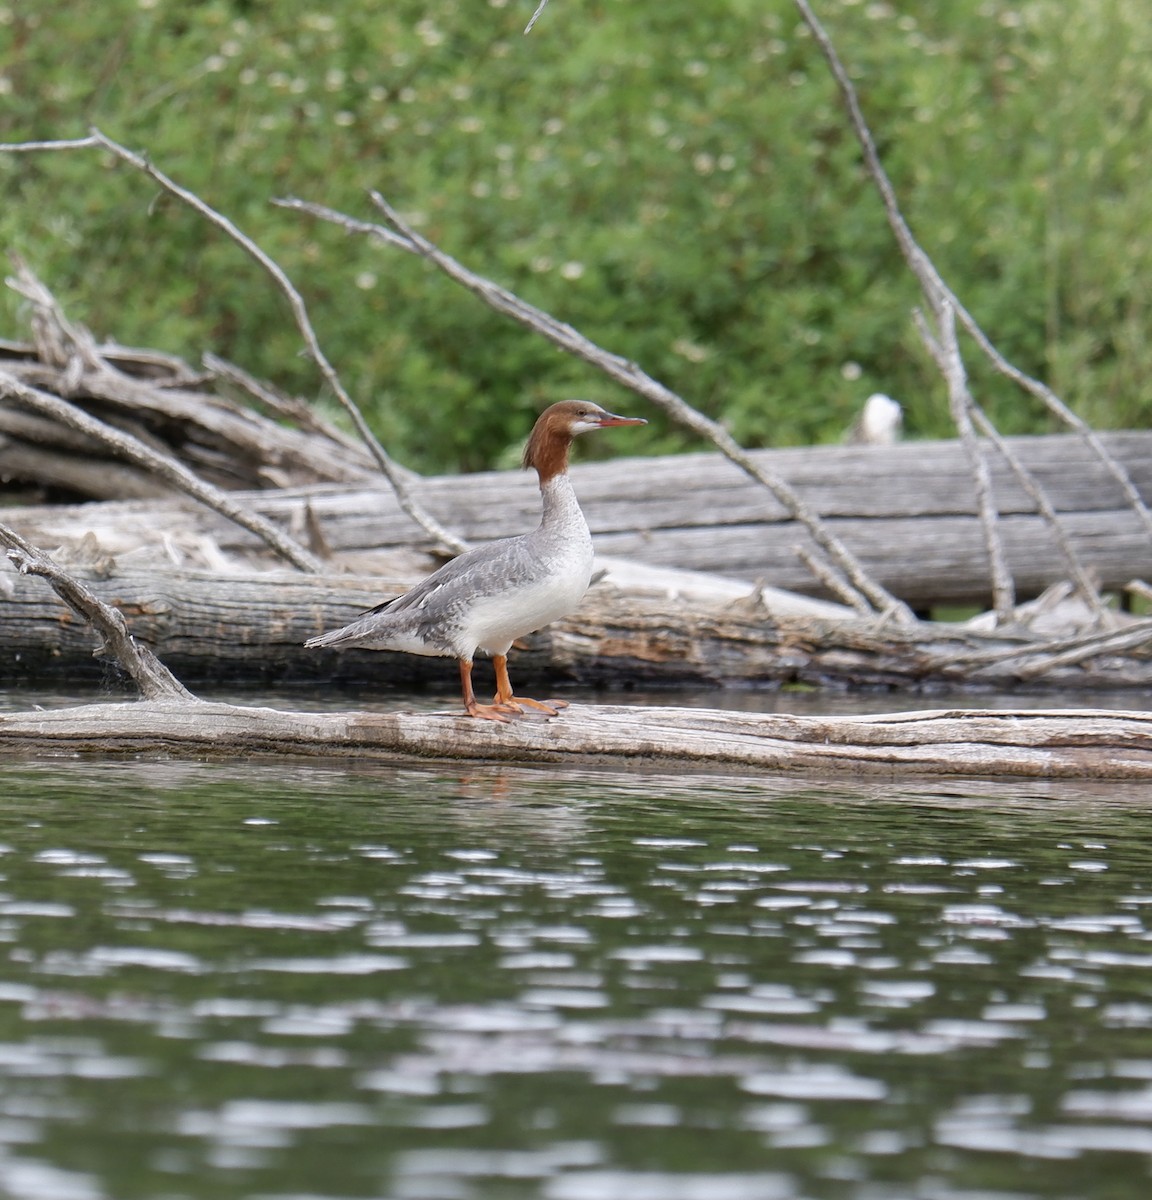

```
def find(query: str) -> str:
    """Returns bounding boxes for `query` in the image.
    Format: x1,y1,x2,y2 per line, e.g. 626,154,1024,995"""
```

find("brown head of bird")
522,400,647,483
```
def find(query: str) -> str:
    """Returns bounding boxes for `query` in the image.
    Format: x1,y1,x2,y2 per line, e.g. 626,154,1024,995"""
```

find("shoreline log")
5,432,1152,609
2,699,1151,780
3,562,1151,692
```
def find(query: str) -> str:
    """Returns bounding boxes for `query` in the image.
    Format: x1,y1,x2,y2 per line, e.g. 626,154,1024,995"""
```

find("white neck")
538,472,587,536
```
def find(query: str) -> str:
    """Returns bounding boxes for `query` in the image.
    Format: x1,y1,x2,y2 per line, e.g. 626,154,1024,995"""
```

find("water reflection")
0,760,1149,1198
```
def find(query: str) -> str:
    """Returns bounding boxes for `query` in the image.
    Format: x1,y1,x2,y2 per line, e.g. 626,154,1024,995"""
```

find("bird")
845,392,903,446
305,400,647,722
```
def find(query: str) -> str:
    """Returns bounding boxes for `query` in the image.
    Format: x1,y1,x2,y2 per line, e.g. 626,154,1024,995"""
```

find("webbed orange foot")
489,655,567,719
464,700,518,723
497,696,568,718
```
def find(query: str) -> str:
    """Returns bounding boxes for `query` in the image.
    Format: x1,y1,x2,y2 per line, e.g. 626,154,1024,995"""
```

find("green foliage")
2,0,1151,472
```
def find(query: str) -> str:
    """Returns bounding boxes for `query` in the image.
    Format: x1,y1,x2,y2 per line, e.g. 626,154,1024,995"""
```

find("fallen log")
1,698,1150,780
0,316,376,498
5,432,1152,609
3,561,1151,691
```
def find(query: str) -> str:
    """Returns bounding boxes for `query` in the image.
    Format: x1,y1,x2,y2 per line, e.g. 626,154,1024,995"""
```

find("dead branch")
915,303,1015,621
5,548,1151,693
9,431,1149,612
3,263,328,569
275,194,915,625
0,368,326,573
795,0,1152,569
203,352,371,458
946,615,1152,678
968,405,1110,622
0,523,196,701
793,544,873,617
5,263,374,490
524,1,552,34
0,131,468,557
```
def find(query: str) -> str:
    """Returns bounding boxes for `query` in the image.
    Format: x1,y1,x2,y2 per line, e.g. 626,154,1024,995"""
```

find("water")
0,754,1150,1200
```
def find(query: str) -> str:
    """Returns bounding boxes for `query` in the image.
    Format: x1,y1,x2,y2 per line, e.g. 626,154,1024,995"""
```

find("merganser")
305,400,646,721
846,392,903,446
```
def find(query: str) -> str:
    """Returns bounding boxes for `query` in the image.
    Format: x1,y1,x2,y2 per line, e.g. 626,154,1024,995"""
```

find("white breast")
464,549,593,656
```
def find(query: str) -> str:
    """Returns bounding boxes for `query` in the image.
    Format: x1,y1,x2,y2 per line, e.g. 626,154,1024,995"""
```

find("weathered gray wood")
3,563,1151,691
1,309,377,492
0,524,196,701
5,432,1152,607
1,698,1150,780
0,434,174,500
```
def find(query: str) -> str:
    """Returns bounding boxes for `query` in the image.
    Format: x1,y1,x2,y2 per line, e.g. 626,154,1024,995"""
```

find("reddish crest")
521,401,646,481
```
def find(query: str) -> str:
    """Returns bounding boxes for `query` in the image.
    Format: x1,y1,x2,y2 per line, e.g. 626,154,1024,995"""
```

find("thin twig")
966,405,1110,622
794,0,1152,548
962,618,1152,680
0,131,467,557
915,303,1015,622
955,311,1152,540
928,611,1152,673
203,352,369,457
794,545,874,617
0,523,197,701
0,137,99,152
524,0,551,34
276,194,916,623
1012,625,1152,680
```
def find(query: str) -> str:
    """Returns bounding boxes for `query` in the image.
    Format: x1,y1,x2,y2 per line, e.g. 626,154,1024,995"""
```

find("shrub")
2,0,1150,473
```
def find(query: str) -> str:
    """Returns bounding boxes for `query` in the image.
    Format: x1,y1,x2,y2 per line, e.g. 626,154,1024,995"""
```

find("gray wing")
383,534,534,615
305,534,537,650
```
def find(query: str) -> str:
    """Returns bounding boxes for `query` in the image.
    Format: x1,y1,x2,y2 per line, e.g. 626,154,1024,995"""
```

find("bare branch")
524,0,551,35
794,545,874,617
203,351,369,457
0,130,467,557
0,523,196,701
915,303,1015,622
276,194,916,623
0,367,325,572
0,136,101,153
794,0,1152,546
967,405,1111,623
950,616,1152,680
953,310,1152,541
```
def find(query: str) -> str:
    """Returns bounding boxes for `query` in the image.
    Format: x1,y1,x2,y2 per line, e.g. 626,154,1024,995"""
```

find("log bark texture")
5,432,1152,609
3,564,1150,691
1,699,1150,780
0,337,376,498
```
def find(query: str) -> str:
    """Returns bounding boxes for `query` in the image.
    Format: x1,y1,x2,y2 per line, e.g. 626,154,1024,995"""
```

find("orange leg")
459,659,515,722
492,654,568,717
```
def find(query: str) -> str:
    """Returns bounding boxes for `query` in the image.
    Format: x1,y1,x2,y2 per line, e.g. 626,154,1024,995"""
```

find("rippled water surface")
2,756,1152,1199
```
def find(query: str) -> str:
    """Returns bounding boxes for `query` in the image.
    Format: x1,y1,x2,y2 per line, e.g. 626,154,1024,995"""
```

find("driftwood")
1,142,465,557
8,5,1152,622
0,277,376,499
2,698,1151,781
2,561,1150,692
797,0,1147,623
286,193,912,621
5,432,1152,609
6,123,1151,617
0,523,195,701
